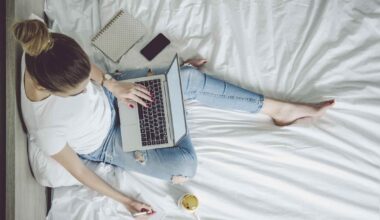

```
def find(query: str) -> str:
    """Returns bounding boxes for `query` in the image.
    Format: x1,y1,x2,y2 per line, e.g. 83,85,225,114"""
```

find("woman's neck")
24,70,51,102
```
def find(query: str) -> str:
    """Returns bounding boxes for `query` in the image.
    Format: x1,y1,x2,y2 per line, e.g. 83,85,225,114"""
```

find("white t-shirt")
21,52,112,155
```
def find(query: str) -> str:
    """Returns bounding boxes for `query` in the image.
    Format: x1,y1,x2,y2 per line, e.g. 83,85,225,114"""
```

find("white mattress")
44,0,380,219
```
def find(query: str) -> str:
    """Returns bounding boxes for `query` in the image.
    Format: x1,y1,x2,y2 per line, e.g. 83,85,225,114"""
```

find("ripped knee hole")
134,151,146,164
171,175,189,184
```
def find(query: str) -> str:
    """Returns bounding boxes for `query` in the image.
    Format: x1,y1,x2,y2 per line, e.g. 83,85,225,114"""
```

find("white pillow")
28,141,82,187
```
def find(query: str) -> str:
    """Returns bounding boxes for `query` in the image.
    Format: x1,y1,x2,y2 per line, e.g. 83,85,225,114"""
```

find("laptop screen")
166,55,187,144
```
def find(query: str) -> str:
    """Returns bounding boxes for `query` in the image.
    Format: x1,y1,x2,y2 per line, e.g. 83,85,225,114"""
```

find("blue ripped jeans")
79,66,264,182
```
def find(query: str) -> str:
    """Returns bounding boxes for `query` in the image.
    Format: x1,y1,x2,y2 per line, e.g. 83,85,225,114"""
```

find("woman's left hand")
123,199,155,219
104,79,152,108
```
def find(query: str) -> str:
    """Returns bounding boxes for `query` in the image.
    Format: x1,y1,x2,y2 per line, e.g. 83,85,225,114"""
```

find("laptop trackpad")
118,101,139,125
121,124,142,149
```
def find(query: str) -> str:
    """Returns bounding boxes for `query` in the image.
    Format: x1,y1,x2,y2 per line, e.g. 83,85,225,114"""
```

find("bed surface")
45,0,380,219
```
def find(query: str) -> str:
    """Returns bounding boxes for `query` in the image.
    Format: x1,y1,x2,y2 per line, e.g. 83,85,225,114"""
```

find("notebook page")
92,11,146,62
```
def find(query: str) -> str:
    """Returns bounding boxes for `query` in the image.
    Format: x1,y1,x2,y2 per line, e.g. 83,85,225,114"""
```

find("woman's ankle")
183,58,207,68
261,98,285,119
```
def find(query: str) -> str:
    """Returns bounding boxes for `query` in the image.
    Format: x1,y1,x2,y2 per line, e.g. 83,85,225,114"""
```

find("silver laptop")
118,55,188,152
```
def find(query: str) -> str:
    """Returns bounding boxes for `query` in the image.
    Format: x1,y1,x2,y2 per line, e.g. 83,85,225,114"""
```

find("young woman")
13,19,334,217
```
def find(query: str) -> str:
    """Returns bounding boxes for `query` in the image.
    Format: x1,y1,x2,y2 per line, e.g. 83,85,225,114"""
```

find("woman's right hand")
123,199,156,219
104,79,152,108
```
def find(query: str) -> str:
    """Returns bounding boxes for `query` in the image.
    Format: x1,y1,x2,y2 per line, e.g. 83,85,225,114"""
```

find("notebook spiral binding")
91,10,125,42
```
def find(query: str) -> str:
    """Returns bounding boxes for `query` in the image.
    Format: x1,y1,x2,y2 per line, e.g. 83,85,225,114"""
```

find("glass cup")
177,193,199,213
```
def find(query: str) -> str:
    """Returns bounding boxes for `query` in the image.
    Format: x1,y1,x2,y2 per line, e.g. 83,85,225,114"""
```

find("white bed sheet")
44,0,380,219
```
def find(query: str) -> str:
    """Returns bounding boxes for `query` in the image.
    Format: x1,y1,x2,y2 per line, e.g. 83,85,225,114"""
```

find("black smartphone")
140,33,171,61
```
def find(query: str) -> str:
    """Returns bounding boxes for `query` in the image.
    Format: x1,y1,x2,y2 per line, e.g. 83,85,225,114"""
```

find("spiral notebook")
91,10,146,63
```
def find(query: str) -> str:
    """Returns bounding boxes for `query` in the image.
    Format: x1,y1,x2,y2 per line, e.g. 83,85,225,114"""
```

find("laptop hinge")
163,78,174,143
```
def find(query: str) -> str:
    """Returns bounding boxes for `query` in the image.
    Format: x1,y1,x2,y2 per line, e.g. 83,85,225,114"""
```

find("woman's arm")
52,144,154,215
89,64,106,85
89,64,152,108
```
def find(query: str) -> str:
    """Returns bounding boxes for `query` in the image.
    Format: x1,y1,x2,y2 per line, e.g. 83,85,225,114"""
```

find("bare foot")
269,100,335,126
183,58,207,68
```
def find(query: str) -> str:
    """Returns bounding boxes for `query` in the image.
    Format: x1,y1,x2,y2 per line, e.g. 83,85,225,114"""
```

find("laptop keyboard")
137,79,168,146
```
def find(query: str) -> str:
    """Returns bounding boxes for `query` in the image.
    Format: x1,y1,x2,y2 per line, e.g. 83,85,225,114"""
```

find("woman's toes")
317,99,335,108
315,99,335,116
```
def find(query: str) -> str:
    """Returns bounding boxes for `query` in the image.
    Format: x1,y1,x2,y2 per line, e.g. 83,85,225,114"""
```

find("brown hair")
12,19,91,92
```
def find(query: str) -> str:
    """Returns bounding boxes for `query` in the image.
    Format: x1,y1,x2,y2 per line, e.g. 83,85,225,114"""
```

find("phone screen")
140,33,171,61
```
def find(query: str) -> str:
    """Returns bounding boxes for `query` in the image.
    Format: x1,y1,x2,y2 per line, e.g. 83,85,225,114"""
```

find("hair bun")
12,19,54,56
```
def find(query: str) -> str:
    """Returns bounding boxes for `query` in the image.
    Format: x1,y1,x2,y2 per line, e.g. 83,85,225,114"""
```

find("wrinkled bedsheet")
44,0,380,219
